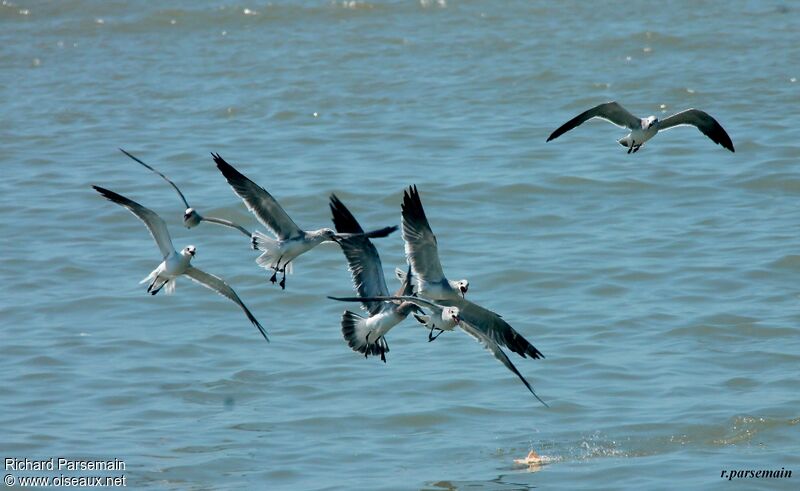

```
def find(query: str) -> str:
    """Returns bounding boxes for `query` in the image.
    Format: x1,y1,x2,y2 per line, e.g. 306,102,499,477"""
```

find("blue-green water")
3,1,799,489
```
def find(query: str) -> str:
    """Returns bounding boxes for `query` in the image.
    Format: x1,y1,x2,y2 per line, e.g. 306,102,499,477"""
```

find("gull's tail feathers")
139,268,176,294
140,268,158,285
341,310,388,363
164,279,176,295
253,232,293,274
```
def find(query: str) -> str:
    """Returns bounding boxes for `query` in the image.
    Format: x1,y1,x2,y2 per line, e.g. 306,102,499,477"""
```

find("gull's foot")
279,267,287,290
269,270,277,284
429,329,444,342
379,336,389,363
428,327,445,342
150,281,166,295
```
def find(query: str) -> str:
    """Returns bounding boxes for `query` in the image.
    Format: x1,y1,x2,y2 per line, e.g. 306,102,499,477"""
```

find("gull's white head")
645,115,658,129
183,208,202,228
450,279,469,297
181,245,197,258
319,228,338,242
442,306,461,324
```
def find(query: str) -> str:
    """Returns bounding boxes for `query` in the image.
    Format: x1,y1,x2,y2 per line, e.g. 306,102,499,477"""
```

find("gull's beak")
189,249,196,256
460,286,467,297
453,315,462,324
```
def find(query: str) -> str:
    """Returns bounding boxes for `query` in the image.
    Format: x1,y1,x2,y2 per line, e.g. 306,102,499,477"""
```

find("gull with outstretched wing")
330,194,420,362
120,149,252,237
92,185,268,342
212,153,397,290
328,294,547,406
400,185,468,301
547,101,734,153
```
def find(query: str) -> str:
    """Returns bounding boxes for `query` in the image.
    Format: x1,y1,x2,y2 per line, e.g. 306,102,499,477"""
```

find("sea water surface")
2,1,799,489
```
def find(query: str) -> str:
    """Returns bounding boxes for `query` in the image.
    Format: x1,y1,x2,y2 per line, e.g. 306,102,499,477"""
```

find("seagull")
330,194,421,362
212,153,398,290
546,101,735,153
92,185,269,342
328,294,548,406
401,185,468,301
120,148,252,238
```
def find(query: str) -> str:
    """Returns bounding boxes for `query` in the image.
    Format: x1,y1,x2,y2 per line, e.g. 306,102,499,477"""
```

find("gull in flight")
546,101,735,153
328,294,548,406
119,148,252,238
92,185,268,342
213,153,398,290
329,194,421,362
400,185,468,301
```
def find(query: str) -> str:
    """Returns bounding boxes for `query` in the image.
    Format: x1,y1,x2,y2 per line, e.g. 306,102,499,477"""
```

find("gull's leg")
380,337,388,363
146,277,158,294
269,255,284,284
279,262,289,290
151,279,168,295
627,142,634,154
428,327,445,342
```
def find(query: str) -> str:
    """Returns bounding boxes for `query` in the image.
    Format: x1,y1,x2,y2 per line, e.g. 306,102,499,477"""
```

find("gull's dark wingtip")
546,124,570,143
255,321,270,343
210,152,228,167
92,185,123,202
364,225,399,239
212,152,242,181
119,148,151,168
723,138,735,153
401,184,428,225
329,194,365,234
242,307,269,342
712,129,735,153
119,147,137,160
531,389,549,408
